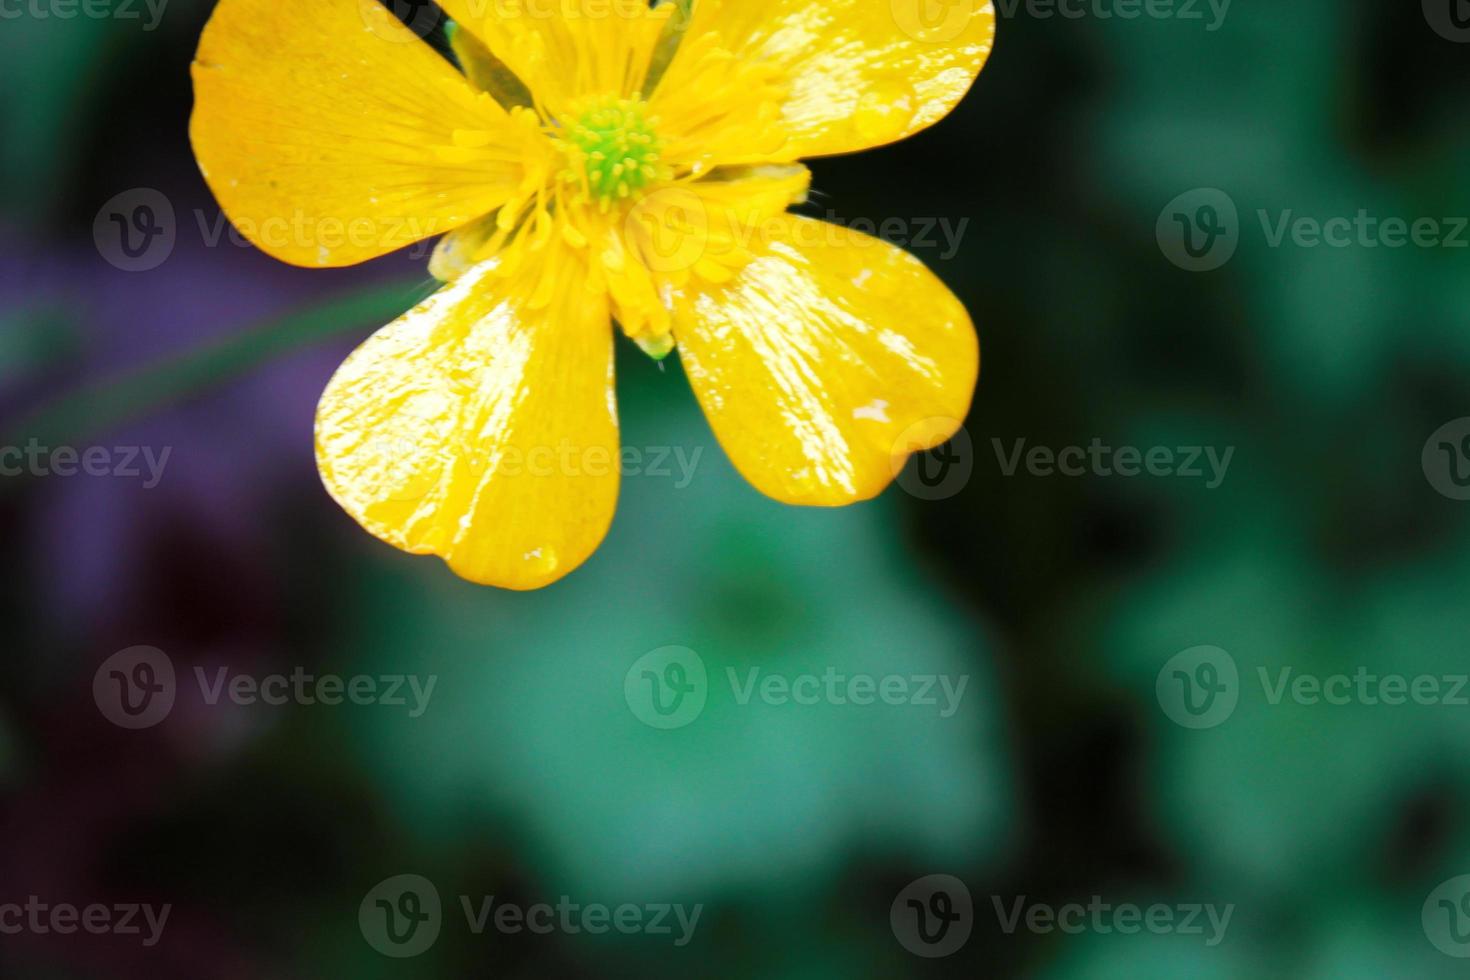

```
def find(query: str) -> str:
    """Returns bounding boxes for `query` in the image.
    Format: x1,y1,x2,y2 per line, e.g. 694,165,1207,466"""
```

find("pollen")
562,97,665,207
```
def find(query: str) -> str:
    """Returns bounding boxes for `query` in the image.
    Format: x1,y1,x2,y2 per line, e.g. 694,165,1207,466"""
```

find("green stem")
6,278,430,450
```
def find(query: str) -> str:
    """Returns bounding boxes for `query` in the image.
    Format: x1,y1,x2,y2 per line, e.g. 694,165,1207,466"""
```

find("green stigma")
567,98,663,203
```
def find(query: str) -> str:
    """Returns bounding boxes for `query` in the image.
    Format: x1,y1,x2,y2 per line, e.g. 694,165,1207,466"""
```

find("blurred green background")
4,0,1470,976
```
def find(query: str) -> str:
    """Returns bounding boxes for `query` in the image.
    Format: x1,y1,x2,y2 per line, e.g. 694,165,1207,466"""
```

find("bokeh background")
5,0,1470,975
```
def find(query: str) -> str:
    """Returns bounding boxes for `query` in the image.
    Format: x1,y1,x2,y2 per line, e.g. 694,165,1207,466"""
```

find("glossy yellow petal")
670,0,996,160
315,236,619,589
190,0,541,268
437,0,673,117
674,214,978,505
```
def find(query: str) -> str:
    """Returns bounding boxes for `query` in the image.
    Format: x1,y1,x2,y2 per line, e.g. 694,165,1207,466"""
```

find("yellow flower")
190,0,995,589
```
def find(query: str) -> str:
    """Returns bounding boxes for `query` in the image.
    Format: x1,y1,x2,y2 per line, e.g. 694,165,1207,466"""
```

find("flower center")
563,98,664,204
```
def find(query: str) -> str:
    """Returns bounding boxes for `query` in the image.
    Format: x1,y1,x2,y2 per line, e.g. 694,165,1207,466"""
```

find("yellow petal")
190,0,536,268
673,214,978,505
437,0,673,116
315,237,619,590
674,0,996,159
